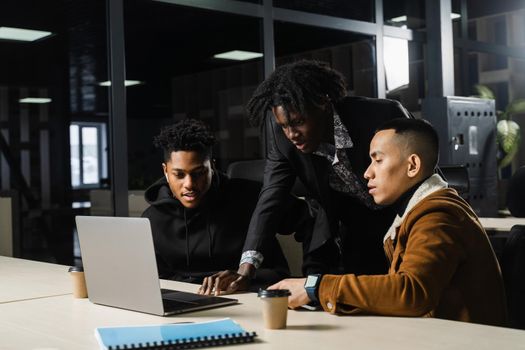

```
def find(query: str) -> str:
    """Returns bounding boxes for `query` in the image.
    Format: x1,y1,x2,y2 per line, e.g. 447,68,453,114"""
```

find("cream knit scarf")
383,174,448,243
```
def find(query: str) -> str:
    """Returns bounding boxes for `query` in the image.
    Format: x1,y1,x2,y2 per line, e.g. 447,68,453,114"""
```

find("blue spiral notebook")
95,318,257,350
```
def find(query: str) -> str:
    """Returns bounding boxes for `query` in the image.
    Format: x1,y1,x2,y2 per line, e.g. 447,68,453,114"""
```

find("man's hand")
197,263,255,296
268,278,309,309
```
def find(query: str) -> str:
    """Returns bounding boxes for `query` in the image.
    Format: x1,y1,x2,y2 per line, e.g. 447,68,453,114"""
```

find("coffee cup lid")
257,289,291,298
68,266,84,272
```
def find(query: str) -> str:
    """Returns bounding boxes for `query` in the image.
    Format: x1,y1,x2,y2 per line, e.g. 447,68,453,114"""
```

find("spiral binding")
107,331,257,350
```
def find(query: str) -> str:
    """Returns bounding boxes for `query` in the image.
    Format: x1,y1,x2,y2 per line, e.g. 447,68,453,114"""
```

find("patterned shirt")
313,113,378,209
240,112,378,269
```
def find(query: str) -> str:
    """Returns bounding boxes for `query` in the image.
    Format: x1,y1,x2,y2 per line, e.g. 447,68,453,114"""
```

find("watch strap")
305,274,322,303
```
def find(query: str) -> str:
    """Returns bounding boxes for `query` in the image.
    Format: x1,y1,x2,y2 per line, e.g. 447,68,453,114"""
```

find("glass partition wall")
0,0,109,263
452,0,525,174
4,0,522,263
123,2,265,185
0,0,426,264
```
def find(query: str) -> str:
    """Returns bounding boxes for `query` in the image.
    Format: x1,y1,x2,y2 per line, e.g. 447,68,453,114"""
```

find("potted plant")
474,85,525,169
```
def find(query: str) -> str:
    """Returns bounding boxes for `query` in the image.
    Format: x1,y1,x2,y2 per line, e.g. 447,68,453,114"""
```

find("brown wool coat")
318,188,507,326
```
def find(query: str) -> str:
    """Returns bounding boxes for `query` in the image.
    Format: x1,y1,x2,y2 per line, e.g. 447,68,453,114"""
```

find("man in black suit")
199,60,411,295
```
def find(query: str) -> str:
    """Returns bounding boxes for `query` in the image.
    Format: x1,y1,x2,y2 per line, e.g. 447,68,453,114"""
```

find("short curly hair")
153,118,216,162
246,60,347,126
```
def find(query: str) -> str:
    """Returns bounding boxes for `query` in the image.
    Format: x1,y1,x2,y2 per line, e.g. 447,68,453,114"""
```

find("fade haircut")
153,119,216,162
376,118,439,176
246,60,347,126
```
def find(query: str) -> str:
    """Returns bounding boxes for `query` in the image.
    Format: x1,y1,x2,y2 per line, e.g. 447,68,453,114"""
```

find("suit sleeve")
242,116,297,253
317,210,466,316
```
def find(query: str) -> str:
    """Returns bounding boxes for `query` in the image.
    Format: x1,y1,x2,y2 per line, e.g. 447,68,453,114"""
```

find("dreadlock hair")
153,118,216,162
246,60,347,127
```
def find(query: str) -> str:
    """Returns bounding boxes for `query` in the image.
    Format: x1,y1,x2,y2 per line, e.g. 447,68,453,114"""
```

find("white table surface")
0,255,72,303
1,258,525,350
478,217,525,232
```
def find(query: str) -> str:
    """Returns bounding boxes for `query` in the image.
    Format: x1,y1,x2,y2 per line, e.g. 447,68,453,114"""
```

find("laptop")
75,216,238,316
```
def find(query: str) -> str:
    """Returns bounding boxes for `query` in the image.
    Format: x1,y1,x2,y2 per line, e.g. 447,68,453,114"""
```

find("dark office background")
0,0,524,264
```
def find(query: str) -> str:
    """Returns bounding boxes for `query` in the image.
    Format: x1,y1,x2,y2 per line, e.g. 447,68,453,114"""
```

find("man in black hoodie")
142,119,291,291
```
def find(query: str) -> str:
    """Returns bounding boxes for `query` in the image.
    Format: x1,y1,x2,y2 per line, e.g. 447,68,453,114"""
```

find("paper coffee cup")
257,289,291,329
68,266,88,298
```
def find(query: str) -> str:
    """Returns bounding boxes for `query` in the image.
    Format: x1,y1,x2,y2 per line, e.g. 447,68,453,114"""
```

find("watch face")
305,275,319,288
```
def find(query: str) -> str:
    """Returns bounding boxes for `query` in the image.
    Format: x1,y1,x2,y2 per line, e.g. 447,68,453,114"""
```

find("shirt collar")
313,112,353,160
333,112,353,149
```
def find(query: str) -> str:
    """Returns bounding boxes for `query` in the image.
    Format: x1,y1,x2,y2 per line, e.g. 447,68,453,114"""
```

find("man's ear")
407,154,421,179
162,163,167,176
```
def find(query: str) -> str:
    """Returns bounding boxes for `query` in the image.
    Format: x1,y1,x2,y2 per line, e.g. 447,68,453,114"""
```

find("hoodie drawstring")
206,212,214,265
183,208,190,267
183,208,214,268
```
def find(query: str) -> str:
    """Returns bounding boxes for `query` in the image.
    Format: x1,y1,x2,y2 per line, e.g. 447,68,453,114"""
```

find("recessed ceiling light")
213,50,263,61
19,97,52,104
98,80,143,87
0,27,52,42
390,16,407,23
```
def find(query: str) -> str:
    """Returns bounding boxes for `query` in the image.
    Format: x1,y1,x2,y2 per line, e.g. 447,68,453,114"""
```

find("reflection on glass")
384,36,409,92
385,41,425,113
274,0,373,22
383,0,426,29
274,21,377,98
0,0,108,264
81,127,99,185
0,26,53,42
454,49,522,109
213,50,263,61
70,125,80,187
70,122,108,188
453,1,525,42
453,2,525,107
124,1,264,187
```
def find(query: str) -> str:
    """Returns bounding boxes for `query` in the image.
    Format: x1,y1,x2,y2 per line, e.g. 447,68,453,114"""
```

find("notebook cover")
95,318,254,350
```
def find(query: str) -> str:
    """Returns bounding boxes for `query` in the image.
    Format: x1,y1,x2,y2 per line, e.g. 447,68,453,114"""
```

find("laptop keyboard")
161,289,204,303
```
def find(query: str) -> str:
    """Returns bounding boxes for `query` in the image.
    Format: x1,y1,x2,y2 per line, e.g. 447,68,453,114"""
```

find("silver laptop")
75,216,238,316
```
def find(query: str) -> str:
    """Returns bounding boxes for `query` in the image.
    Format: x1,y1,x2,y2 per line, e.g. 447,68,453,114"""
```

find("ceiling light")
19,98,52,104
451,13,461,19
98,80,143,87
213,50,263,61
389,16,407,23
0,27,52,42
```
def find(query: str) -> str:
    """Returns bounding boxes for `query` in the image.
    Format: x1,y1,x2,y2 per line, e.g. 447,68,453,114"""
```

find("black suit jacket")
243,96,412,274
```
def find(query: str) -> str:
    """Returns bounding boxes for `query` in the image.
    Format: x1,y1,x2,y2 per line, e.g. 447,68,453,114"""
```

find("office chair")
507,166,525,218
226,159,266,183
437,165,470,195
227,159,307,197
501,224,525,329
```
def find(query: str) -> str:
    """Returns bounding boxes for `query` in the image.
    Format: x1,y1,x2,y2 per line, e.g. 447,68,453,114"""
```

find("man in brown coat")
270,118,507,326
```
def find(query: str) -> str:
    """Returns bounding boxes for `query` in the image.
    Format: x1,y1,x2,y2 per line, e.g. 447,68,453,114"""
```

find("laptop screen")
75,216,237,316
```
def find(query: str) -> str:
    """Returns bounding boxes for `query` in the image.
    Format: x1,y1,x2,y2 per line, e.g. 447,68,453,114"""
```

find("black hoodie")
142,171,290,288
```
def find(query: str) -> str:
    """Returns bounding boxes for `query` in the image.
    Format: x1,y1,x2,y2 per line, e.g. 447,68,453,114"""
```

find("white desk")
0,256,71,303
479,217,525,232
2,258,525,350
